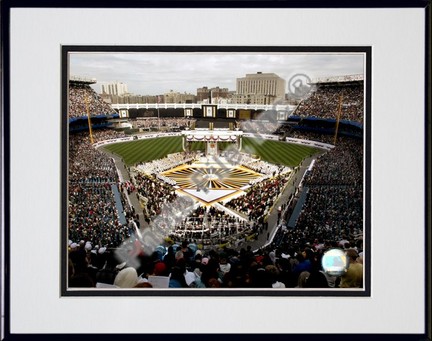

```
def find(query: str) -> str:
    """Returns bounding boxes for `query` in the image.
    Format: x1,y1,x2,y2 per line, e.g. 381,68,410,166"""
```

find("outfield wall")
93,132,334,151
243,133,334,150
93,132,182,148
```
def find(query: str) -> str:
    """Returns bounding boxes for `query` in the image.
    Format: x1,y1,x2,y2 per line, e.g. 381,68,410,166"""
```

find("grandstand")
66,73,365,291
68,76,119,132
287,74,364,140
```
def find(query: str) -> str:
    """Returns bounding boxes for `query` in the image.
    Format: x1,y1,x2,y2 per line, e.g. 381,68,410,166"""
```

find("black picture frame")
1,0,430,340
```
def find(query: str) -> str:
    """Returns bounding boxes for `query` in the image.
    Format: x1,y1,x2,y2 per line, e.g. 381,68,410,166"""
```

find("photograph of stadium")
63,47,369,295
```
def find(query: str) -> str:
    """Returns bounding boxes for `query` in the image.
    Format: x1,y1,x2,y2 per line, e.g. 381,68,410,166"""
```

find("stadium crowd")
69,131,134,249
91,129,127,143
294,83,363,122
131,172,178,220
69,230,363,289
243,158,291,176
69,82,115,118
136,117,195,130
293,138,363,237
225,175,289,222
135,151,199,175
220,151,290,176
237,120,279,134
167,206,253,247
274,127,337,145
69,133,118,183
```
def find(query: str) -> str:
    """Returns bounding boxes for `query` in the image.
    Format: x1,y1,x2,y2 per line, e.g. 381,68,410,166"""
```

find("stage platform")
161,157,263,205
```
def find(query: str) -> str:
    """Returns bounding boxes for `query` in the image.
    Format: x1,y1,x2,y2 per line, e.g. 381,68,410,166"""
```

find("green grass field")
104,136,321,167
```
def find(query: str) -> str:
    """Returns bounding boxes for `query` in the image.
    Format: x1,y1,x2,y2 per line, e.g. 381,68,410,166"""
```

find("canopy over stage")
181,128,244,156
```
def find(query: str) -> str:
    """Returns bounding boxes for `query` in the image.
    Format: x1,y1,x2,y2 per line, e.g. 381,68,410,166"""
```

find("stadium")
66,73,365,291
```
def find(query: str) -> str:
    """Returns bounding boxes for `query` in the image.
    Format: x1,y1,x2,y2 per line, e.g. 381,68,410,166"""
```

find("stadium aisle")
288,187,309,228
111,184,127,225
244,155,316,251
103,148,148,229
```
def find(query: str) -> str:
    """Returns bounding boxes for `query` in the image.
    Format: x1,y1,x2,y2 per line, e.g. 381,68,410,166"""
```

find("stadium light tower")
84,94,94,144
157,95,161,131
333,95,343,146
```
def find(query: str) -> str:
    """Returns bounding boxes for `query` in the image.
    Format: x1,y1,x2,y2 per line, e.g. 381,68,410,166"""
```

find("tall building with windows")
197,86,229,103
101,82,129,96
197,86,211,102
235,72,286,104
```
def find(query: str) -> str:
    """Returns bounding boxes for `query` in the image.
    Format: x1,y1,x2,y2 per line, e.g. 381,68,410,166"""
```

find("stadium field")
103,136,321,167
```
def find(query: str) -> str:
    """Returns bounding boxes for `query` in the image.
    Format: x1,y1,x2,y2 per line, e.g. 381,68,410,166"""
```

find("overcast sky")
69,52,365,96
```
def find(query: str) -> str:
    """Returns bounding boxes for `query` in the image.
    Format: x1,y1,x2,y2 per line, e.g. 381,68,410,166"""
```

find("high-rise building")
236,72,286,104
101,82,129,96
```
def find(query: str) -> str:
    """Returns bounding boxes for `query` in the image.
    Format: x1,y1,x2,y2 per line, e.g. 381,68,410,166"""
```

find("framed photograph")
61,45,370,298
2,1,430,339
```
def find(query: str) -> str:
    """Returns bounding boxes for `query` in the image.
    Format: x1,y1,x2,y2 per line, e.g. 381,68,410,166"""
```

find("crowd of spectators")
91,129,127,143
239,157,291,186
69,133,118,183
131,172,178,220
135,151,199,175
156,174,177,186
293,138,363,237
69,82,115,118
220,151,290,176
294,83,364,123
135,117,195,130
237,120,279,134
304,138,362,185
69,130,135,250
167,206,253,248
225,175,289,223
274,128,337,145
288,131,336,145
69,231,363,289
243,158,291,177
